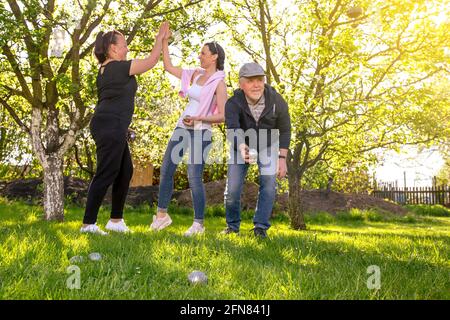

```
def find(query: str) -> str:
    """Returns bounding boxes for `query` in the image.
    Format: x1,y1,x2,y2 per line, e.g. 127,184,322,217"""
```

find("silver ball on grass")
188,271,208,285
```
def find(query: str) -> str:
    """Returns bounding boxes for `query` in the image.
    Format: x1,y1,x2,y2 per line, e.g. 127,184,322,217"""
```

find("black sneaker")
220,227,239,235
252,227,268,239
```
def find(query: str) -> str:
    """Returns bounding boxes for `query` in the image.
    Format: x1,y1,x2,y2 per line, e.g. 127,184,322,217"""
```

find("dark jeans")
83,115,133,224
158,127,212,220
224,149,278,231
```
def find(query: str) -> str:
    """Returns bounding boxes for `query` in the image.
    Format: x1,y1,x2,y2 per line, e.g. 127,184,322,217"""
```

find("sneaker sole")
184,230,205,237
80,230,108,235
105,228,131,233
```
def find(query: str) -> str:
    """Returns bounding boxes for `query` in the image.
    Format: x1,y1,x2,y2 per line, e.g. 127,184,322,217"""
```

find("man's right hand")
239,144,250,163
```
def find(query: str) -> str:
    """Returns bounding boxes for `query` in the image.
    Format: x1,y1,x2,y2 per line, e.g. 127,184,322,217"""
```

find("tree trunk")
288,175,307,230
42,154,64,221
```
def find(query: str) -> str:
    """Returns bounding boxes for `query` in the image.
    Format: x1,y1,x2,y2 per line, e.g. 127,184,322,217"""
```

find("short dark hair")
94,30,122,64
205,42,225,71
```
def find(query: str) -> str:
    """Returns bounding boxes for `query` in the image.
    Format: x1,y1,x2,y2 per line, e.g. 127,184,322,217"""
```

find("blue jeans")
224,149,277,231
158,127,212,220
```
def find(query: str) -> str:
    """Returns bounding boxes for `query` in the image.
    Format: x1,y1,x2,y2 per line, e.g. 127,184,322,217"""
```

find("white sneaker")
105,219,131,233
150,213,172,231
183,222,205,237
80,224,108,235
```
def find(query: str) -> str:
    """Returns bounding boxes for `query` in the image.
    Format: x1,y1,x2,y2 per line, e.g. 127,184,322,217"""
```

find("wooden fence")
130,163,153,187
372,186,450,205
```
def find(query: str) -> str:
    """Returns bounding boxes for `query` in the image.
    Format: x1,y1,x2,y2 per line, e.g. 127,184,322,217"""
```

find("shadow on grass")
1,200,449,299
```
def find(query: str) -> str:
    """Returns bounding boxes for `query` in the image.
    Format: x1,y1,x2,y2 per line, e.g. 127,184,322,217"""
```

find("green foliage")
435,156,450,185
406,204,450,217
399,214,418,224
336,209,366,222
1,0,450,205
333,208,393,222
205,204,225,218
215,0,450,193
0,0,214,189
304,212,335,224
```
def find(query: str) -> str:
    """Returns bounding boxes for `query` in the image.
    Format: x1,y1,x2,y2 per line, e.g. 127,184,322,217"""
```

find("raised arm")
162,28,183,79
129,21,168,76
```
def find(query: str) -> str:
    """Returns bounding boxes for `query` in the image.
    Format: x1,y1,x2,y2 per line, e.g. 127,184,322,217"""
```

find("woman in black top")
81,22,169,235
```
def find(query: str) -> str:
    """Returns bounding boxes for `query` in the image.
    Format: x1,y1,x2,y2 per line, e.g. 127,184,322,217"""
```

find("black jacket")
225,84,291,151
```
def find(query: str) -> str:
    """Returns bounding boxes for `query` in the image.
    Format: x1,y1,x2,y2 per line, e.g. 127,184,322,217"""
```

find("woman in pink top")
150,25,228,236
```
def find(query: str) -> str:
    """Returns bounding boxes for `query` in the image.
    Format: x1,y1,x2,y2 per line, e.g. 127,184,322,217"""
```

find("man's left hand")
277,158,287,179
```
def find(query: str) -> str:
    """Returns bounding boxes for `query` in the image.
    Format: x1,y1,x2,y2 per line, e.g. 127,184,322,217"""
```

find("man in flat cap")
222,62,291,238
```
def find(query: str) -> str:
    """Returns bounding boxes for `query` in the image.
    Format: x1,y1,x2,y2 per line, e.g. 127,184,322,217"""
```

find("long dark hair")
94,30,122,64
205,42,225,71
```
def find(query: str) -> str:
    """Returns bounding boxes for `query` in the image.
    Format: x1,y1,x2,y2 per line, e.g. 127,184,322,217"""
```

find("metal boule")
188,271,208,285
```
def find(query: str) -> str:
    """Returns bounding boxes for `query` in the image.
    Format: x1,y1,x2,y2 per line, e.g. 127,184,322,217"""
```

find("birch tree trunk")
30,107,76,221
42,154,64,221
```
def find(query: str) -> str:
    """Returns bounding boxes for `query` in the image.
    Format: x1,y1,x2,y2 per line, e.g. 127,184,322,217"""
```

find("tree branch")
74,144,95,176
0,96,31,135
126,0,164,44
6,0,37,64
1,45,35,104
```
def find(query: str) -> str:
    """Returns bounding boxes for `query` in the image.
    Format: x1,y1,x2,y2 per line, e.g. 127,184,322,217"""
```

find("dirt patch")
275,190,408,216
176,179,408,216
175,179,260,210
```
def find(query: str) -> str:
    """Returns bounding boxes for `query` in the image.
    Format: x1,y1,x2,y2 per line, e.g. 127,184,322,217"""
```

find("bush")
333,208,390,223
363,210,385,222
336,209,365,222
305,212,335,224
168,204,193,216
0,196,11,205
406,204,450,217
205,205,225,218
272,212,290,223
396,214,418,224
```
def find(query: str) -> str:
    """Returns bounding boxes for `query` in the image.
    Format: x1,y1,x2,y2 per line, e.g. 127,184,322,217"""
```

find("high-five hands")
163,25,172,41
156,21,170,41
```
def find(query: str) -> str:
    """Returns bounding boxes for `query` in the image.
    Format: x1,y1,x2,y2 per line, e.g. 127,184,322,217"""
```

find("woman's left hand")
183,115,202,126
164,28,172,41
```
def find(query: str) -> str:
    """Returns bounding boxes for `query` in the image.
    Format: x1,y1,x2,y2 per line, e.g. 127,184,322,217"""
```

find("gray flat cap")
239,62,266,78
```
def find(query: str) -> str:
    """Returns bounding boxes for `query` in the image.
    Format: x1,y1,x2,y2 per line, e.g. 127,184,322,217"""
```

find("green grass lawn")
0,198,449,300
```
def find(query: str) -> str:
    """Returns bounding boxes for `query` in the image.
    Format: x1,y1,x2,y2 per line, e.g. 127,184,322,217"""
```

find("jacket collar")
233,84,276,121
